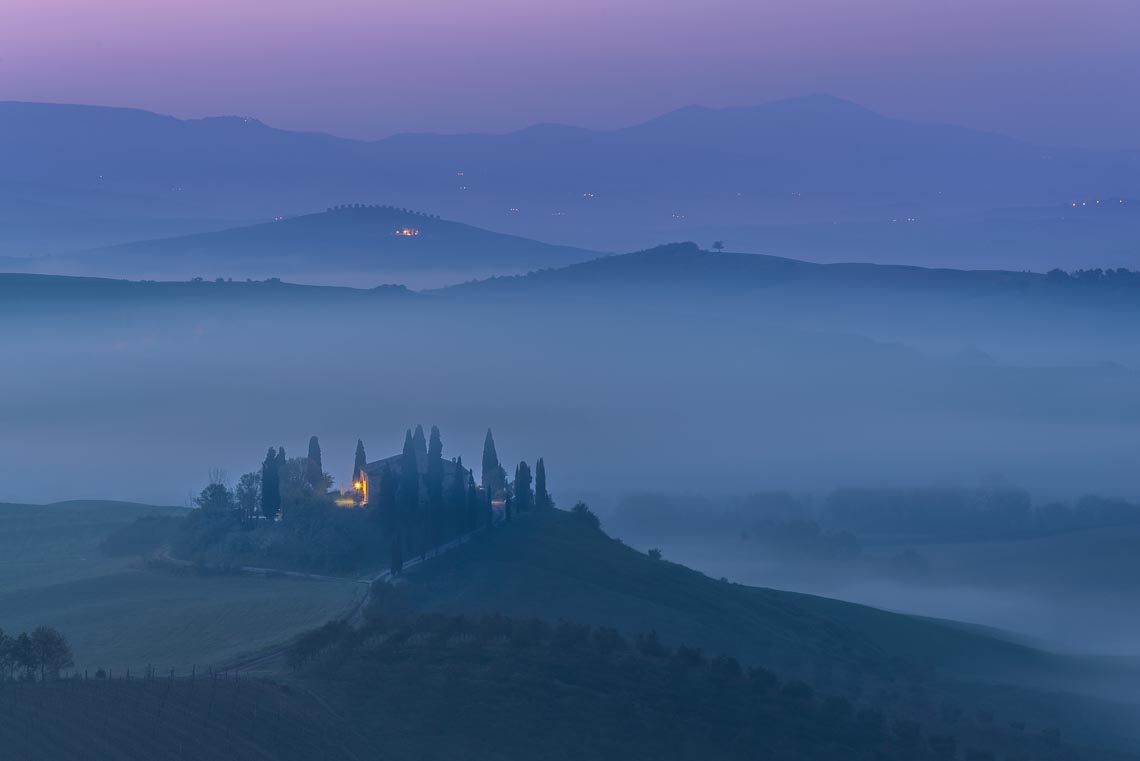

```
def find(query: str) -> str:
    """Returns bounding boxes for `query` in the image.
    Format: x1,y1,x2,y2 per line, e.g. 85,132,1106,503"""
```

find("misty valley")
6,15,1140,757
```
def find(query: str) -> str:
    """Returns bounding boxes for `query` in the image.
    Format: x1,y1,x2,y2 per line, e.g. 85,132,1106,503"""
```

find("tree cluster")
0,626,73,681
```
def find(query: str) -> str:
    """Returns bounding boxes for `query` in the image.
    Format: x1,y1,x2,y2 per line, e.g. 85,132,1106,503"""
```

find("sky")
1,0,1139,148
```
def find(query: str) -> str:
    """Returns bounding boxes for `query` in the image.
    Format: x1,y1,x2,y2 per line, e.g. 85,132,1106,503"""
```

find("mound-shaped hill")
381,508,1140,752
441,241,1038,297
440,241,1140,319
31,206,601,284
395,508,1048,685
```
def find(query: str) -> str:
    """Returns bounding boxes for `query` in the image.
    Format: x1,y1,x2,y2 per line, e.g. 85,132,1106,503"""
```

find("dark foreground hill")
7,630,1126,761
21,205,600,285
382,508,1140,752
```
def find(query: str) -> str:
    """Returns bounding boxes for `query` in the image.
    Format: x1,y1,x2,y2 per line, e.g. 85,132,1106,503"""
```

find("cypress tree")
306,436,323,489
481,429,500,492
307,436,322,472
260,447,280,519
412,424,427,461
447,456,467,537
466,477,480,533
427,426,445,548
352,439,367,483
514,461,533,512
399,430,420,553
535,457,549,509
379,464,402,574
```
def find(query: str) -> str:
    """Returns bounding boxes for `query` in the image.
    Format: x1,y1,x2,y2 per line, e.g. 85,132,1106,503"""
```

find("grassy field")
0,676,368,761
0,501,366,672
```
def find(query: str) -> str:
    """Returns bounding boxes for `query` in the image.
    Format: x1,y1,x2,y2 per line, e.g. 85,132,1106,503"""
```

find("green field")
0,501,366,672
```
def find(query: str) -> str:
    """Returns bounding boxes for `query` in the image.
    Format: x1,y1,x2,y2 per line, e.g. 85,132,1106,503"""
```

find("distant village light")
394,227,421,236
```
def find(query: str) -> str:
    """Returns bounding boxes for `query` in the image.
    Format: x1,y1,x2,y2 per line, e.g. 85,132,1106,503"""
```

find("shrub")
781,680,814,703
709,654,742,679
635,630,668,658
552,621,591,650
820,696,852,723
675,645,704,666
570,502,601,530
748,666,780,693
593,627,628,655
509,618,551,648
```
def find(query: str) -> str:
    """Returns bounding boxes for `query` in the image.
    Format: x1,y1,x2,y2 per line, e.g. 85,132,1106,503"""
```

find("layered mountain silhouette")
4,95,1140,262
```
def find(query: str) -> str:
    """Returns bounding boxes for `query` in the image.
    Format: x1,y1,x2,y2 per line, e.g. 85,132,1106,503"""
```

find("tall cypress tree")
447,456,467,537
466,476,480,533
426,426,445,548
307,436,322,472
514,461,533,512
399,429,420,554
306,436,323,489
352,439,367,483
260,447,280,519
535,457,549,509
412,424,427,461
481,429,500,492
379,464,402,574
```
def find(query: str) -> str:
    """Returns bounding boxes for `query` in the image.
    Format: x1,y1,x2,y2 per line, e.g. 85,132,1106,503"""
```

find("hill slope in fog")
19,206,600,285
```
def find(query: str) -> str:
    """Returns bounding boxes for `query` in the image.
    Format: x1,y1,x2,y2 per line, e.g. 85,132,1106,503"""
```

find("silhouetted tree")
482,429,501,492
571,501,600,530
399,429,420,555
195,481,234,513
261,447,281,519
447,456,468,536
712,240,725,253
0,628,15,681
535,457,550,509
465,476,481,533
412,424,427,460
306,436,323,488
352,439,367,483
514,461,533,512
235,472,260,524
504,492,514,523
30,626,72,680
427,426,445,548
13,632,34,680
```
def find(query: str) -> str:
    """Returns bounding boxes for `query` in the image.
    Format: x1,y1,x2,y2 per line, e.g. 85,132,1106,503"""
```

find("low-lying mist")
3,279,1139,510
603,489,1140,658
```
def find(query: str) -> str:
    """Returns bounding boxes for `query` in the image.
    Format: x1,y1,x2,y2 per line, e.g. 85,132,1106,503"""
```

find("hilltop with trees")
134,427,551,575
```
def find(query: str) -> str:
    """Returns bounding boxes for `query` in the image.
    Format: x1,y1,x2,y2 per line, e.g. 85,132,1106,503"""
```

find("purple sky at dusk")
2,0,1139,148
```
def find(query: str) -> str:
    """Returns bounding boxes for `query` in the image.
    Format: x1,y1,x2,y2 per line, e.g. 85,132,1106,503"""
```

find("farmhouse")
356,450,472,508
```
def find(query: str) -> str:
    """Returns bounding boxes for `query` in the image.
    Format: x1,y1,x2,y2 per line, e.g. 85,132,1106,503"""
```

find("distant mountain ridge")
4,95,1140,262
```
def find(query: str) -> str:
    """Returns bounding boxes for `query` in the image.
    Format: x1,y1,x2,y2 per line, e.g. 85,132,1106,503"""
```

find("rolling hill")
6,506,1138,760
375,508,1140,753
4,96,1140,262
20,206,601,285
